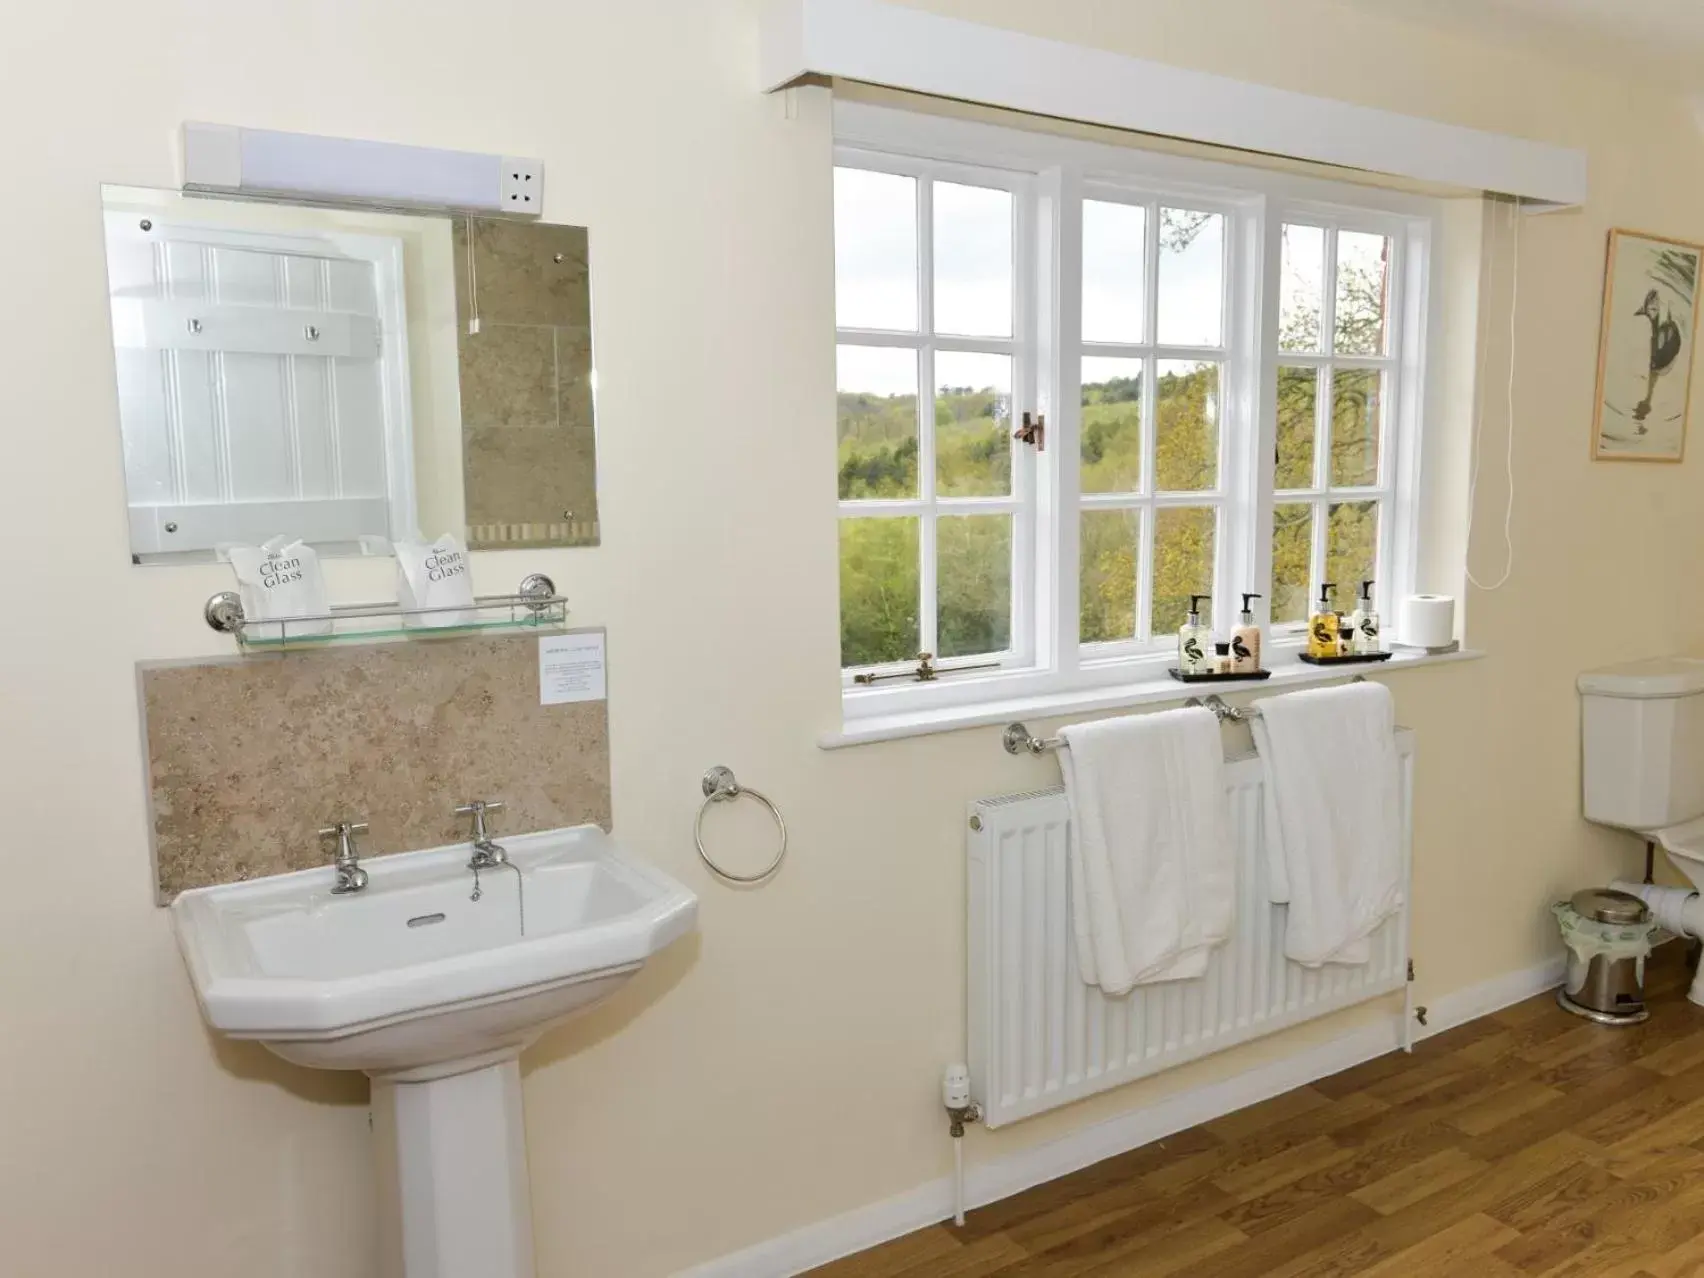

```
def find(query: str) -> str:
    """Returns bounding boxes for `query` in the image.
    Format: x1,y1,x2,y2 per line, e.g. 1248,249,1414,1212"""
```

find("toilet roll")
1400,595,1456,649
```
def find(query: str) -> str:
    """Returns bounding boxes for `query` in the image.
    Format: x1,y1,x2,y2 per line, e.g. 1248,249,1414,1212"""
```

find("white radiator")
967,732,1414,1129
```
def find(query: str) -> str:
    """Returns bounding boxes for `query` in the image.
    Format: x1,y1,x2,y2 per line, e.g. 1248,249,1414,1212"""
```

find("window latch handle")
853,652,1002,685
1015,412,1045,452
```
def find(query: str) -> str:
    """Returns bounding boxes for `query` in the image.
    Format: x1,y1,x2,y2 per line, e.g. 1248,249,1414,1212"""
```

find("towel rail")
1001,678,1367,756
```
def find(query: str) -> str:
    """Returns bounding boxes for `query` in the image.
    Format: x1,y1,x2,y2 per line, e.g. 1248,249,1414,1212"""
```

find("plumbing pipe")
1610,880,1704,1005
953,1137,965,1227
941,1063,980,1229
1610,880,1704,938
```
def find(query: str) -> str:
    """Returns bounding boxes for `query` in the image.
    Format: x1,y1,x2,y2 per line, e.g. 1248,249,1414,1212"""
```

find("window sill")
819,646,1483,749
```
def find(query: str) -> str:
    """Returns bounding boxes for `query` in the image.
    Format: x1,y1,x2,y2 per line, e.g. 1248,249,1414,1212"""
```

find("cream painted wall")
3,2,1704,1276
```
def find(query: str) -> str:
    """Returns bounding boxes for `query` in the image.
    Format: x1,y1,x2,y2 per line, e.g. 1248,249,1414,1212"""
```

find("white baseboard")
1421,955,1566,1035
675,956,1565,1278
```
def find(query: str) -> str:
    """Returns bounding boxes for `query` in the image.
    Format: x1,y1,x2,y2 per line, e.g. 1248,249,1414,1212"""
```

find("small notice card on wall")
539,631,607,705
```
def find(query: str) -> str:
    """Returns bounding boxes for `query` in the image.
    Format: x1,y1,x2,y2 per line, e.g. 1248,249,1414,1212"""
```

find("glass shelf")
204,574,568,651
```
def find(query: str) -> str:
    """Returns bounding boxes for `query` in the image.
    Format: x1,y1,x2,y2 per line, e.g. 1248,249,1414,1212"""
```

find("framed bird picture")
1593,228,1703,462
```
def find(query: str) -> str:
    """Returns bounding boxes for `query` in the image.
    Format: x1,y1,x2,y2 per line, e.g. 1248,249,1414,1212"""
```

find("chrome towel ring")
695,766,787,885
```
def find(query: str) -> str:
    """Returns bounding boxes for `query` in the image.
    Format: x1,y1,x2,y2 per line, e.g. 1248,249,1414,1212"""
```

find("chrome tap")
456,799,509,903
319,821,370,894
456,799,507,868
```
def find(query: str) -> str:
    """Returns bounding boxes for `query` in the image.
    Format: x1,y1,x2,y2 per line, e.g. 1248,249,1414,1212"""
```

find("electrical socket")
499,157,543,213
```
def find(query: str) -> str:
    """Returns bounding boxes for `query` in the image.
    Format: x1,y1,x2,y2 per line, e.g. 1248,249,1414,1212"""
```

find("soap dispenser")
1232,593,1263,674
1308,584,1340,659
1350,580,1381,655
1178,594,1212,674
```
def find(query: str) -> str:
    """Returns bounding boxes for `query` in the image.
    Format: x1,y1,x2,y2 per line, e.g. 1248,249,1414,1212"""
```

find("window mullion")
1137,199,1161,644
1144,200,1161,349
1008,176,1038,670
1047,164,1084,673
1137,351,1158,643
1136,504,1155,645
1316,227,1339,498
917,177,938,657
1246,199,1281,637
920,508,939,658
1305,499,1328,609
1309,222,1334,608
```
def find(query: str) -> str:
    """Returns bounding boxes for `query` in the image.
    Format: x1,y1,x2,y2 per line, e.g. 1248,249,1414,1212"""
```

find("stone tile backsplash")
140,631,611,900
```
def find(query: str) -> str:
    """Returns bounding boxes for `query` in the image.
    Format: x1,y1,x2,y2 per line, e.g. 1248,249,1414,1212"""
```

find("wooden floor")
810,946,1704,1278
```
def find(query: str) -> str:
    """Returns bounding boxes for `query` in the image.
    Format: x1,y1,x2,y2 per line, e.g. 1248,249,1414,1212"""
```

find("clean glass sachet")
225,536,332,641
395,534,477,629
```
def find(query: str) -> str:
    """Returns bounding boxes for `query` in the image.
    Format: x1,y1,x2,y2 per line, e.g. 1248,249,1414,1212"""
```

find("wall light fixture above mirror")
182,122,545,217
100,185,600,564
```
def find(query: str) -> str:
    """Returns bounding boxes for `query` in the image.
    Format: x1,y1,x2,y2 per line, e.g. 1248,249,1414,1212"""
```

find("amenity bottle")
1350,580,1381,655
1178,594,1212,675
1232,593,1262,674
1308,584,1340,659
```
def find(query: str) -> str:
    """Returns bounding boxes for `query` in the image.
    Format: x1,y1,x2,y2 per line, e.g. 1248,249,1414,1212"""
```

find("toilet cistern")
1579,655,1704,1004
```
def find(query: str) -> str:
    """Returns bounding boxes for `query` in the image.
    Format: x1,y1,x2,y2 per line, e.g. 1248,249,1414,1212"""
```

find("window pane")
1155,360,1219,492
837,346,918,499
1157,208,1224,347
1081,356,1143,494
1326,500,1379,602
1271,502,1314,625
1330,368,1382,487
934,182,1012,339
1153,506,1216,638
937,515,1012,658
839,516,919,667
1276,366,1318,490
1082,200,1145,343
935,352,1011,498
1279,224,1325,352
1080,509,1138,644
833,168,917,331
1334,230,1391,355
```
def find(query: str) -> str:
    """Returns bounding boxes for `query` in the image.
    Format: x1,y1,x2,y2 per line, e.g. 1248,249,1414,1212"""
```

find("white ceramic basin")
173,823,697,1278
172,823,697,1079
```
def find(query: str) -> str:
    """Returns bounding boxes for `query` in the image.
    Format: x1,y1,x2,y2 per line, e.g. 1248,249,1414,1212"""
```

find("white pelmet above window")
832,103,1438,727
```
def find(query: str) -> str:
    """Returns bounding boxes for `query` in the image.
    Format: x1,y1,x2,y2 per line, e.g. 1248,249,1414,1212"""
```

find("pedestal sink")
172,825,697,1278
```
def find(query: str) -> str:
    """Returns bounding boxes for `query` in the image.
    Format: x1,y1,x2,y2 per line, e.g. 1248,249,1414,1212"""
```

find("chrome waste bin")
1554,888,1654,1025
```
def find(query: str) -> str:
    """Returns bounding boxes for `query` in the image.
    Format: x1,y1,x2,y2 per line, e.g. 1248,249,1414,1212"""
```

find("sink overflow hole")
406,912,447,929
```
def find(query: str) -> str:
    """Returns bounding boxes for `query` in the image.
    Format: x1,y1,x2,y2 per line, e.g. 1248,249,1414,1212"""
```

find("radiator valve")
942,1063,982,1136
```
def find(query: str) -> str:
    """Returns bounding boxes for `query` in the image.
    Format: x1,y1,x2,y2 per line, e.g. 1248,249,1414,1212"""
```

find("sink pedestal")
171,826,698,1277
373,1053,536,1278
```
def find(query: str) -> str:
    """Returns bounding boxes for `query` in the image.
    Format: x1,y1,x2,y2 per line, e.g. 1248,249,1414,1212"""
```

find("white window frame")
1260,207,1416,636
834,102,1438,726
1069,183,1255,664
834,150,1038,687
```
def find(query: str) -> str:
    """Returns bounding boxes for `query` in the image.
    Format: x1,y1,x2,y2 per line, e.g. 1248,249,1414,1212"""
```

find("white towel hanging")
1059,706,1234,994
1251,682,1403,966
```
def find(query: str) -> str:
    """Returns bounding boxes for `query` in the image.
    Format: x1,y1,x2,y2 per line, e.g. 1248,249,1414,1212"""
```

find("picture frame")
1592,227,1704,463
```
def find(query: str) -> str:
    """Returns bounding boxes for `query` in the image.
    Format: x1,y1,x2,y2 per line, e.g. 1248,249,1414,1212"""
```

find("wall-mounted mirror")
100,186,598,564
